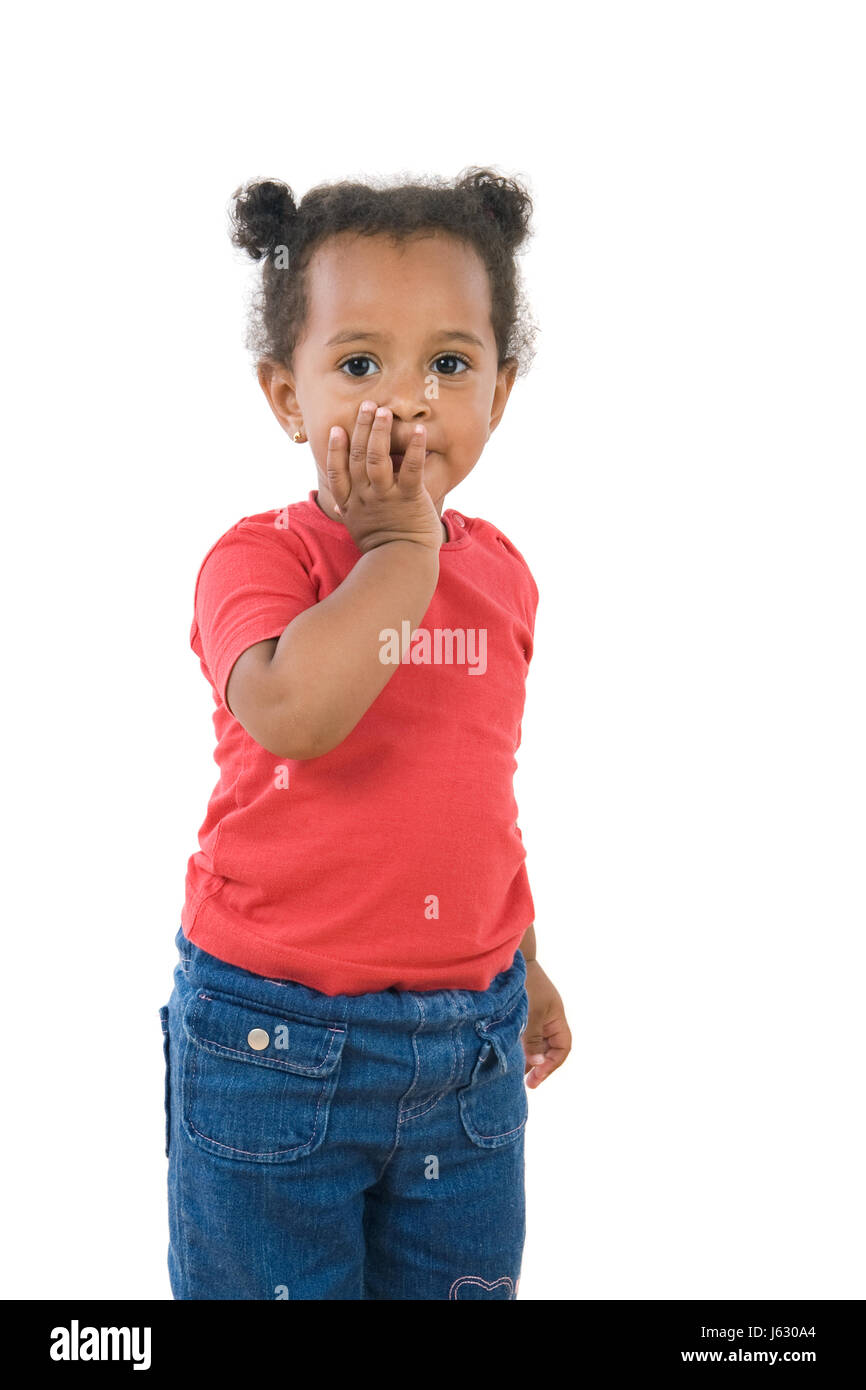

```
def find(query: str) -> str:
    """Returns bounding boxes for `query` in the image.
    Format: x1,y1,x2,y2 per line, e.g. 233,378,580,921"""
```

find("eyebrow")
324,329,486,349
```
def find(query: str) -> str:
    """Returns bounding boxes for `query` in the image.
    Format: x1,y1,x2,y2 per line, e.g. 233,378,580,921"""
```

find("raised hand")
326,400,443,555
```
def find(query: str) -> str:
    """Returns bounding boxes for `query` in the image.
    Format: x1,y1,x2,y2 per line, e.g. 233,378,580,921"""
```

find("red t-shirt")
181,490,538,996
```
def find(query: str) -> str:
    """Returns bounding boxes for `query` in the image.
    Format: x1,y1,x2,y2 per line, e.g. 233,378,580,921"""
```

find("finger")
523,1047,547,1077
395,423,427,495
347,399,379,493
326,425,352,512
524,1044,568,1086
525,1017,572,1060
365,405,395,494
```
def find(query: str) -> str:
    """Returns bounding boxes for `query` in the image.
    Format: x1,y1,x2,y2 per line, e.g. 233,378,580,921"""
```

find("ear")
257,360,301,436
488,358,519,436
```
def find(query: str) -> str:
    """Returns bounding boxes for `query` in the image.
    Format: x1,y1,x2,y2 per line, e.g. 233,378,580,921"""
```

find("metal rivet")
247,1028,270,1050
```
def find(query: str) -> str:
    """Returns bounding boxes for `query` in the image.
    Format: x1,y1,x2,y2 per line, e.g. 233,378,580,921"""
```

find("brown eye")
433,354,470,375
339,356,377,377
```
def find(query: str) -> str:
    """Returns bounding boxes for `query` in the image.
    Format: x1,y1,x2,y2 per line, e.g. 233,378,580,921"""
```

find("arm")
226,541,439,760
519,922,536,963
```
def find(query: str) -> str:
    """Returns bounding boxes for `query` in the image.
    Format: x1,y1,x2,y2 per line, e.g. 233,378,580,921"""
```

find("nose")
382,399,432,424
376,369,435,422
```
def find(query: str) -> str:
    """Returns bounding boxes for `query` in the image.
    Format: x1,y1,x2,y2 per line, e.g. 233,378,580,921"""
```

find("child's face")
258,229,518,515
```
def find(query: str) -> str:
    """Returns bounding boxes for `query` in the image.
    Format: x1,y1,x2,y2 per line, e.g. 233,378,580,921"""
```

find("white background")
2,0,863,1300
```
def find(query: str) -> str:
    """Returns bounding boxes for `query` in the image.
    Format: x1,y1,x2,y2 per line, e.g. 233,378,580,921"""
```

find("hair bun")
458,168,533,252
229,178,297,261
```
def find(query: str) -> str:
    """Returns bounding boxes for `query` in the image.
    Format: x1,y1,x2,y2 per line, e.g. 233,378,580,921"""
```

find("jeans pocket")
180,987,347,1164
458,988,529,1150
159,1005,171,1159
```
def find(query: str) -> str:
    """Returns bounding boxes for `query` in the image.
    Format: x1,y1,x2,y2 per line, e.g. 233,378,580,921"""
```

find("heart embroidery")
449,1275,515,1299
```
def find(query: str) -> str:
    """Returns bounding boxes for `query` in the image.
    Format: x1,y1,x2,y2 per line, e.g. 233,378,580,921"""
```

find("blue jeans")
159,925,529,1299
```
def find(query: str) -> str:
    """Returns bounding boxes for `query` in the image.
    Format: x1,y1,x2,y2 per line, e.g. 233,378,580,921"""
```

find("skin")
253,229,571,1086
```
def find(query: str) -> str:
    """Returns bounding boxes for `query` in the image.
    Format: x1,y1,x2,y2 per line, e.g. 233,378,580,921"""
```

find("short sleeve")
191,521,318,710
523,562,539,645
490,524,539,651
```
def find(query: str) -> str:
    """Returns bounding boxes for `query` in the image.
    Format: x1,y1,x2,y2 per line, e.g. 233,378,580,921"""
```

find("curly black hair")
228,166,539,380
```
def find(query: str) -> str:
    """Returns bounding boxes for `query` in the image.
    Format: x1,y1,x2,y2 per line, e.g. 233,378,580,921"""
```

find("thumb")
523,1027,548,1068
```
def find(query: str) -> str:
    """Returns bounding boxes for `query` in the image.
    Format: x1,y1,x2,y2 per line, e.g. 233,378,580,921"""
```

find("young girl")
159,167,572,1301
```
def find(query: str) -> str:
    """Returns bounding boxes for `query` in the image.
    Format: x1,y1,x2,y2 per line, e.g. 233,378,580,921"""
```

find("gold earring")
292,429,304,443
